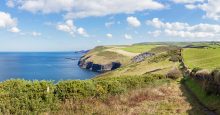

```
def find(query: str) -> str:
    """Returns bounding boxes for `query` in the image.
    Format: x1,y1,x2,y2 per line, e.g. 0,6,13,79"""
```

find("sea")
0,52,99,82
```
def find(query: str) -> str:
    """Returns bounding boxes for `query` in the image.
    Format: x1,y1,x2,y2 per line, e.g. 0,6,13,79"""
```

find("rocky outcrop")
132,52,155,63
78,57,121,72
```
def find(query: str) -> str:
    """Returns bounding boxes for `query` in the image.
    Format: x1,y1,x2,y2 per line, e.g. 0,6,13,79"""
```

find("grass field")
121,45,161,53
183,47,220,70
81,44,163,65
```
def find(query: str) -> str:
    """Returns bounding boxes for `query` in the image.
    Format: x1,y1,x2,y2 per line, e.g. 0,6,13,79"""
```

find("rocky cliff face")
132,52,155,63
78,56,121,72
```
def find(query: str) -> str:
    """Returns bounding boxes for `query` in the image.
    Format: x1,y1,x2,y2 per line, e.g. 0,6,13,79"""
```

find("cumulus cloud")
173,0,220,20
56,20,76,36
0,11,20,33
8,0,165,19
0,11,17,28
106,33,113,38
124,34,133,39
77,27,89,37
127,16,141,27
65,0,164,19
7,0,74,14
9,27,20,33
57,20,89,37
195,0,220,20
147,18,220,38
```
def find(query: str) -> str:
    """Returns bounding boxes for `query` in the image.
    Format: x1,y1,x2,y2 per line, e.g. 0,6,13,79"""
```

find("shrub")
192,67,202,73
211,69,220,85
0,80,58,114
190,67,202,77
166,68,183,80
148,53,169,63
169,55,182,62
0,74,167,114
55,80,96,100
195,70,210,81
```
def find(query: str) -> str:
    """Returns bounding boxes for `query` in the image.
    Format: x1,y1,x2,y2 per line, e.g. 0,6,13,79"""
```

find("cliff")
78,46,133,72
78,57,121,72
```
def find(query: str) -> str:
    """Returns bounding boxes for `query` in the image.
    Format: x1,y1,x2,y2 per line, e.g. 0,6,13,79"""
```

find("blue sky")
0,0,220,51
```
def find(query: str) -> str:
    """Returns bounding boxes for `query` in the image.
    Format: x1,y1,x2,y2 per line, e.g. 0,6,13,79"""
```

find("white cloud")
105,21,115,28
65,0,164,19
164,29,215,38
57,20,89,37
77,27,89,37
6,0,15,8
56,20,76,36
9,0,165,19
106,33,113,38
0,11,17,28
146,18,189,30
185,4,197,9
147,18,220,39
127,16,141,27
148,30,161,37
124,34,133,39
8,0,74,14
0,11,20,33
172,0,205,4
196,0,220,20
32,32,42,36
173,0,220,20
9,27,20,33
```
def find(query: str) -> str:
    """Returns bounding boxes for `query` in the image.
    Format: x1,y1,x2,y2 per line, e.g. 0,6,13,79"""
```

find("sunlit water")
0,52,98,81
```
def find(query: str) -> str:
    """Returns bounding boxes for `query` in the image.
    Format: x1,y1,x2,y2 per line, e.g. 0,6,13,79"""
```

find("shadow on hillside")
179,83,206,115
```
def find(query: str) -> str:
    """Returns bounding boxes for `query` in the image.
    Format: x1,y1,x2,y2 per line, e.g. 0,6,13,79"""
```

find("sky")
0,0,220,51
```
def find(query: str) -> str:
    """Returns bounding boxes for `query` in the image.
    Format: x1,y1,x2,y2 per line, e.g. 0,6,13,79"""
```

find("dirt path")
106,48,139,57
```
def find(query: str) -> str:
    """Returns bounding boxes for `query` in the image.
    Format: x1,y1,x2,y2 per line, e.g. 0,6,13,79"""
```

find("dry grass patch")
54,81,196,115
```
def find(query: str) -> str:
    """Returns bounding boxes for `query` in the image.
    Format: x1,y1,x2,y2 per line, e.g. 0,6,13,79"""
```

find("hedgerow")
0,74,166,114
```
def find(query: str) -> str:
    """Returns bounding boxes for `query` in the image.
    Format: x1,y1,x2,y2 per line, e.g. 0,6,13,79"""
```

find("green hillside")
183,46,220,70
2,42,220,114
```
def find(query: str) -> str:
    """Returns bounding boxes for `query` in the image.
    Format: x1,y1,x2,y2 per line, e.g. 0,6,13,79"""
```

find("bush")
190,67,202,77
0,80,58,114
211,69,220,85
195,70,210,81
0,74,167,114
169,55,182,62
55,80,96,100
148,53,169,63
166,68,183,80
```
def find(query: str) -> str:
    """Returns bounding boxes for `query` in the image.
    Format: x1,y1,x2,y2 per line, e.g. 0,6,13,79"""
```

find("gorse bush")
0,80,58,114
166,68,183,80
0,74,166,114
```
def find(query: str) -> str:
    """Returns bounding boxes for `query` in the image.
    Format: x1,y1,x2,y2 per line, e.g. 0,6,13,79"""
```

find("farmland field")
121,45,161,53
183,47,220,69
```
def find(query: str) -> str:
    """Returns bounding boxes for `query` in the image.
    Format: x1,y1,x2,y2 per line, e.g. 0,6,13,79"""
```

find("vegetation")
0,74,166,114
166,68,183,80
2,42,220,114
183,47,220,69
185,78,220,114
121,44,161,53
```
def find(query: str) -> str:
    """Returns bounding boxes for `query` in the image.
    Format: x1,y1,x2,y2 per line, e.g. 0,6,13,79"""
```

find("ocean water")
0,52,98,81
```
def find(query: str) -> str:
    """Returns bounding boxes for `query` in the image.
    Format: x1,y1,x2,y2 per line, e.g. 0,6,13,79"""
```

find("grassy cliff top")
81,44,163,65
182,43,220,70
